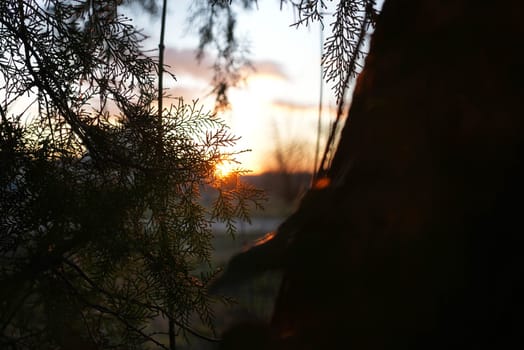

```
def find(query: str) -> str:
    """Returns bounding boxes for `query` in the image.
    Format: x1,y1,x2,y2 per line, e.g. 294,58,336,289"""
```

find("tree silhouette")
0,1,264,349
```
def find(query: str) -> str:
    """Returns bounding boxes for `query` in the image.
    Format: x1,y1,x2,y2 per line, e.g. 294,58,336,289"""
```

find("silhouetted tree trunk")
269,1,524,349
217,1,524,349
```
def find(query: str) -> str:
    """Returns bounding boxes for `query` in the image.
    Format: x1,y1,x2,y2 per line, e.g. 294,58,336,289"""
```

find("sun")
214,161,237,179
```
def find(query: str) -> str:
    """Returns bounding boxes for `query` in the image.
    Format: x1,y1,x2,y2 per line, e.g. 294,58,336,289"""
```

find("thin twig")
61,258,221,343
317,2,372,177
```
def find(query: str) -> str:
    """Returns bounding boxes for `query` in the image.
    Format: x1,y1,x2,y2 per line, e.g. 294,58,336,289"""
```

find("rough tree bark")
215,1,524,349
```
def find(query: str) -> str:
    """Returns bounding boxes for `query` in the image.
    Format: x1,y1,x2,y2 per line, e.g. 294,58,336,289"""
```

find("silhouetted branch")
61,257,221,344
317,1,373,177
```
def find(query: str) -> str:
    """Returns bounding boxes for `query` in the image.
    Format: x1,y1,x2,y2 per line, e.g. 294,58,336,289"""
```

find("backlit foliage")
188,0,257,111
190,0,379,107
284,0,378,102
0,1,264,349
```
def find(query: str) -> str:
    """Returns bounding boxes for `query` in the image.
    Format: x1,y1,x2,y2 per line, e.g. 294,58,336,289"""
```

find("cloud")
166,86,208,101
250,60,289,81
163,47,214,81
163,46,289,82
271,99,317,113
271,99,338,116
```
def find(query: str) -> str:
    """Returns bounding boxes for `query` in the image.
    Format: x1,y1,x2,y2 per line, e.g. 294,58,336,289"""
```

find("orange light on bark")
313,177,331,189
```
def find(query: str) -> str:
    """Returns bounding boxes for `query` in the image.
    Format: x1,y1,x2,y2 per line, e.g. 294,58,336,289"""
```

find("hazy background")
124,0,340,174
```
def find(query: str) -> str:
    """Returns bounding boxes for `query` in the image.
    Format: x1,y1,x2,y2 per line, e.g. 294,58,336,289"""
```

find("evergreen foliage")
191,0,379,109
0,1,264,349
189,0,257,111
284,0,378,103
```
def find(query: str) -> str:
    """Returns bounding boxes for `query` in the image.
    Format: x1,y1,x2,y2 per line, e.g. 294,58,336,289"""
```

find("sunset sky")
126,0,341,174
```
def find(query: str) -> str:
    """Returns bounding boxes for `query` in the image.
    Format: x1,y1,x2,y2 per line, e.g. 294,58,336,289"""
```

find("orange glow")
313,176,331,189
254,231,276,247
214,161,236,179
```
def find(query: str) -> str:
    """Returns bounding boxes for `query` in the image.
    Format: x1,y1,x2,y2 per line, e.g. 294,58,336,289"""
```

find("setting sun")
214,160,237,179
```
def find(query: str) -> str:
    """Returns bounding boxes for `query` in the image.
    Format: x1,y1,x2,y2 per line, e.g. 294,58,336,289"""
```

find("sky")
125,0,342,174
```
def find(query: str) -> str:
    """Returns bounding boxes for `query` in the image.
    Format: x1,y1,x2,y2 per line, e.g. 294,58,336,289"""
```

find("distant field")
211,220,282,264
155,226,283,349
179,172,304,349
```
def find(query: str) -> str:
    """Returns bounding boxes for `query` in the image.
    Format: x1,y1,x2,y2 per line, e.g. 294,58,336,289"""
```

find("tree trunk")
212,1,524,348
269,0,524,349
